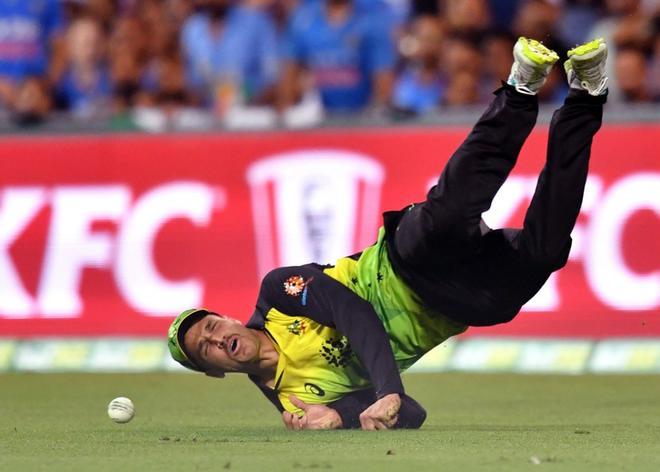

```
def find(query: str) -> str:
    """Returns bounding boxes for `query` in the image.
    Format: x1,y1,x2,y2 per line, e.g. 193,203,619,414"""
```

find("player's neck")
248,330,279,385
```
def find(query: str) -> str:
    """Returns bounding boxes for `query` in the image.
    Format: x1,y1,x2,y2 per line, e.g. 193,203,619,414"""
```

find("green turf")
1,373,659,471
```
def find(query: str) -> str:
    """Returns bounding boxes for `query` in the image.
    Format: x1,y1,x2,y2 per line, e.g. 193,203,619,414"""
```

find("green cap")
167,308,211,372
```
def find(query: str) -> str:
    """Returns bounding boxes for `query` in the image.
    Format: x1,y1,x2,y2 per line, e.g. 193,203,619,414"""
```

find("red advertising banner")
0,124,658,338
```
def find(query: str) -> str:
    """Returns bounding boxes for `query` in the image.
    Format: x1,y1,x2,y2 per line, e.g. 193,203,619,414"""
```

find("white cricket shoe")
507,37,560,95
564,38,608,96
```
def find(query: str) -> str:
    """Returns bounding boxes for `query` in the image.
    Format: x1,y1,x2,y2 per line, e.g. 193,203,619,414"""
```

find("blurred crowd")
0,0,658,129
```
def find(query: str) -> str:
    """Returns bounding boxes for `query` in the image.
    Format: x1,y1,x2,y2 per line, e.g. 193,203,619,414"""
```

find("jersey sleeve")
328,389,426,429
259,265,405,399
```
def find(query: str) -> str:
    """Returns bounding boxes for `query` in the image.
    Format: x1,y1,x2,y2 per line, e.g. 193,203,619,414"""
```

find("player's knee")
526,241,571,271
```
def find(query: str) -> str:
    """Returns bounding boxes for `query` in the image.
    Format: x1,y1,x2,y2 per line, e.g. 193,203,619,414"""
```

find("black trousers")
385,85,606,326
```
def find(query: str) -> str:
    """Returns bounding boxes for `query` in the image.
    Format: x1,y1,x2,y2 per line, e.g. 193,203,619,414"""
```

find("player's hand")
282,395,342,430
359,393,401,430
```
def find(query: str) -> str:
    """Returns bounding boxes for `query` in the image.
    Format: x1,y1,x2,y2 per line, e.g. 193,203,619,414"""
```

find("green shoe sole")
519,37,560,66
568,38,606,59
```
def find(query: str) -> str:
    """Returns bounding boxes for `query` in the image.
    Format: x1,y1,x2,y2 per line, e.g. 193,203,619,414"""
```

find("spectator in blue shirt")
298,0,408,31
393,15,446,114
279,0,396,113
55,17,111,118
180,0,280,111
0,0,64,111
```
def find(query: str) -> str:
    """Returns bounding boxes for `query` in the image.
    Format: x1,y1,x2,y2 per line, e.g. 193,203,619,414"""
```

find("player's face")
183,314,261,376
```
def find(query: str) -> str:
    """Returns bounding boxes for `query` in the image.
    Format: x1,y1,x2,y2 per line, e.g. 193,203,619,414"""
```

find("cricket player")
167,38,609,430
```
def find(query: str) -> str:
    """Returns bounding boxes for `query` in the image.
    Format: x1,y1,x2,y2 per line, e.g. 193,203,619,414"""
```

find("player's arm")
280,390,426,430
248,373,343,431
329,389,426,429
260,266,405,401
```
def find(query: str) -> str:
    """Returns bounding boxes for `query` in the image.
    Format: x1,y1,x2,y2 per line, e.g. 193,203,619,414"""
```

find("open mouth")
228,336,239,356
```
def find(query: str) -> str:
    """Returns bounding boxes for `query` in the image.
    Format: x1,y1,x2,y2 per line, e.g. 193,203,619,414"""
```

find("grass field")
1,373,659,471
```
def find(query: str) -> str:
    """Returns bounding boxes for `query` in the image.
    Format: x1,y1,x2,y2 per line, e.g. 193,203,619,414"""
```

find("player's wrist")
376,389,404,400
325,409,343,429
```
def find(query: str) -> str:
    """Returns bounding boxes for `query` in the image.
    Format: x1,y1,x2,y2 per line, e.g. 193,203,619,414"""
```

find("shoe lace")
512,59,550,92
571,53,607,94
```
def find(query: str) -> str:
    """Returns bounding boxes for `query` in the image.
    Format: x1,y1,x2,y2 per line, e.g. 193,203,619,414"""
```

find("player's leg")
393,38,558,268
518,39,608,269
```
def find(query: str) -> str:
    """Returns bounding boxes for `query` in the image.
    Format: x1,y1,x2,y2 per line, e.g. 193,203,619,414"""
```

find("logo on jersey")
319,336,353,368
283,275,308,296
304,383,325,397
287,319,307,336
283,276,314,306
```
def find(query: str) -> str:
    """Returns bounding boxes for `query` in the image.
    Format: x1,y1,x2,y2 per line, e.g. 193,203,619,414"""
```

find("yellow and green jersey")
259,309,372,413
246,226,467,415
325,227,467,371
